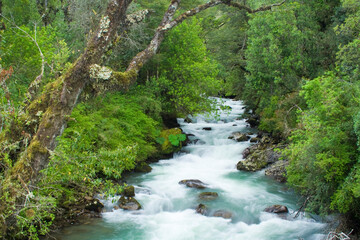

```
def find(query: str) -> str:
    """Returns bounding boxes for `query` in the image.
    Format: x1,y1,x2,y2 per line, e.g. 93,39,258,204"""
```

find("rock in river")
179,179,207,189
265,160,289,183
228,132,250,142
264,205,288,214
199,192,218,200
196,204,208,215
213,210,232,219
122,185,135,198
118,196,142,211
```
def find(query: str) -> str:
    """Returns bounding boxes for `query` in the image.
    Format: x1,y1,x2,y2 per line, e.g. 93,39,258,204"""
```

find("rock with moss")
158,128,186,155
122,185,135,198
135,162,152,173
265,160,289,183
196,203,208,215
237,148,280,172
228,132,250,142
199,192,218,200
118,196,141,211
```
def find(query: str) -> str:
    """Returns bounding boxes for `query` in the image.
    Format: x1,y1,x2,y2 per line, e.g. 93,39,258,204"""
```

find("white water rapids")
58,98,326,240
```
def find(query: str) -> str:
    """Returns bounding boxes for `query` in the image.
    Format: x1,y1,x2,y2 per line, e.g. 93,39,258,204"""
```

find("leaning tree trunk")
0,0,132,235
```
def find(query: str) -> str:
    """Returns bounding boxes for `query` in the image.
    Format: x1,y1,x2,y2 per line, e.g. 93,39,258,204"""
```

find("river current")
58,98,326,240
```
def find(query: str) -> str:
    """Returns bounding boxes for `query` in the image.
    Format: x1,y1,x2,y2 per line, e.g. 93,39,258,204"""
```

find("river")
57,98,326,240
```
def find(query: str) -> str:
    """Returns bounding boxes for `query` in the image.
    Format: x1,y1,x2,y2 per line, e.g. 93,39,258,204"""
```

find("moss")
111,70,137,88
159,128,182,154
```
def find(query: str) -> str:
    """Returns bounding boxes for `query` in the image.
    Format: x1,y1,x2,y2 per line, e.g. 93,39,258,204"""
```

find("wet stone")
84,199,104,213
196,204,208,215
213,210,232,219
264,205,288,214
179,179,207,189
118,196,142,211
198,192,218,200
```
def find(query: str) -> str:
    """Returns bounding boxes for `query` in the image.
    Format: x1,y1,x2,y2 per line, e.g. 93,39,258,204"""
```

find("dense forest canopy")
0,0,360,238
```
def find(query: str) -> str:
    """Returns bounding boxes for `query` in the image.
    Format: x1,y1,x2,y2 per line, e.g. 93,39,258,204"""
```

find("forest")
0,0,359,239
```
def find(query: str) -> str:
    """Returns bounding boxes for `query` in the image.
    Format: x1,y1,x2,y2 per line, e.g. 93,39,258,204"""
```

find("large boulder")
265,160,289,183
228,132,250,142
198,192,218,200
264,205,288,214
238,136,281,172
118,196,142,211
213,210,232,219
179,179,207,189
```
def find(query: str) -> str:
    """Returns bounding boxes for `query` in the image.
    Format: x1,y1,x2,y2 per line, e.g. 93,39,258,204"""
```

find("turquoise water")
56,98,326,240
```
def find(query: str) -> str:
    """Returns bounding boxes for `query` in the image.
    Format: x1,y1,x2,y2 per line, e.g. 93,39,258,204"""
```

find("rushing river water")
57,98,327,240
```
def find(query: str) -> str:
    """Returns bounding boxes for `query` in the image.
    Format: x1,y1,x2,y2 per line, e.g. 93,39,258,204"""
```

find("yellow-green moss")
111,69,137,87
159,128,182,154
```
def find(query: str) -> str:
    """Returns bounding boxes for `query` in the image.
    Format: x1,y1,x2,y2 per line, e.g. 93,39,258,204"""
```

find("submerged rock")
179,179,207,189
196,204,208,215
228,132,250,142
213,210,232,219
264,205,288,214
84,198,104,213
198,192,219,200
265,160,289,183
202,127,212,131
118,196,142,211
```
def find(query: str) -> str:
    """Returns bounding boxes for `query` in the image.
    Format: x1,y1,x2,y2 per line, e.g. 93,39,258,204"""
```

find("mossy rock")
196,203,208,215
199,192,219,200
158,128,184,154
122,185,135,198
118,196,141,211
135,162,152,173
237,150,269,171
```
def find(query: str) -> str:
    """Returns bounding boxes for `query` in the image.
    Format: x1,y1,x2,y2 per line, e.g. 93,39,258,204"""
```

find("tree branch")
223,0,286,13
123,0,286,81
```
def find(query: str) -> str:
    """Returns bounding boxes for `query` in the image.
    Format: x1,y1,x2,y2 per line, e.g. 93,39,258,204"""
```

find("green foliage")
245,3,308,102
148,18,221,115
0,24,70,103
284,72,359,214
168,134,186,147
45,89,161,184
2,0,40,26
